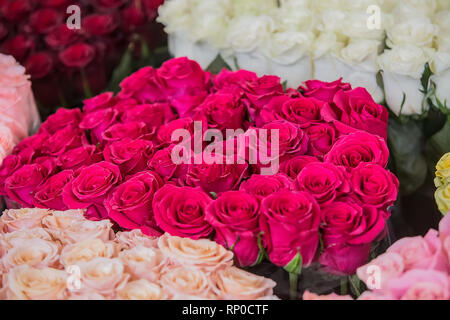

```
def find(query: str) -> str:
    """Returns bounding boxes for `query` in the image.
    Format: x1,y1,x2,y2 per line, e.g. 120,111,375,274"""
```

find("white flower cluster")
158,0,450,116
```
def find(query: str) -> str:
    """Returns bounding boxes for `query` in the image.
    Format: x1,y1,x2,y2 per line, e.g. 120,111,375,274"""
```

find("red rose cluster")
0,57,399,275
0,0,165,114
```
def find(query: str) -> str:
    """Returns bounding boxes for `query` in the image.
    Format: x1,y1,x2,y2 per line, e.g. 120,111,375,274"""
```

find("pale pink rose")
158,234,233,273
357,292,395,300
439,213,450,258
115,229,159,250
76,258,129,298
3,228,52,250
387,230,449,272
0,208,50,232
119,246,167,282
356,252,405,290
302,290,353,300
0,54,29,87
41,209,85,231
68,292,107,300
1,238,60,272
116,280,169,300
160,266,214,299
0,124,15,162
60,239,117,267
45,219,114,245
385,269,449,300
4,265,67,300
211,267,277,300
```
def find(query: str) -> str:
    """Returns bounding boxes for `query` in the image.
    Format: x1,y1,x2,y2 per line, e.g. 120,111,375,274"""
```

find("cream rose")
116,280,169,300
387,17,438,48
77,258,129,298
4,265,67,300
430,51,450,110
341,12,385,41
434,153,450,187
115,229,159,250
60,239,117,267
160,266,214,299
119,246,167,282
226,15,275,53
392,0,437,20
158,234,233,273
211,266,277,300
1,238,60,272
0,208,50,232
157,0,192,34
230,0,277,16
46,219,114,245
68,291,106,300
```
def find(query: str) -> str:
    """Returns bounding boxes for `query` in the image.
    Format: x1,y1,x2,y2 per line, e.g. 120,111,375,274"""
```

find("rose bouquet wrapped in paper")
0,57,399,298
0,0,166,117
0,208,278,300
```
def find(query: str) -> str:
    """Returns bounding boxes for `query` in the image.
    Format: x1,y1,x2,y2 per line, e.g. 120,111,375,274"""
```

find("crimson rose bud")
59,43,95,68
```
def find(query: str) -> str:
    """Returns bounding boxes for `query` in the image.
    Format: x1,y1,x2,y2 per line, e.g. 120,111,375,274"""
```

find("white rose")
230,0,277,16
157,0,193,34
226,15,275,53
275,8,315,32
263,31,313,65
190,0,230,46
341,12,385,41
436,36,450,52
311,32,344,59
378,45,432,79
340,0,383,12
387,17,438,48
316,10,346,36
312,33,345,83
310,0,342,13
392,1,437,20
437,0,450,10
379,0,399,13
431,51,450,108
168,33,219,69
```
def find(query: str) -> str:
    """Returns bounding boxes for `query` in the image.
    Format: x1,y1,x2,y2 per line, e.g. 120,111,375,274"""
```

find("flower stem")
340,277,348,296
289,272,298,300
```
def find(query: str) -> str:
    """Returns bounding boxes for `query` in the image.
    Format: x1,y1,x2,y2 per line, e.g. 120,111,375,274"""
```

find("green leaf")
425,120,450,174
256,231,269,261
420,63,433,94
284,250,302,275
107,44,134,93
388,118,428,195
206,54,231,74
282,80,288,91
229,235,239,252
348,275,363,298
209,192,217,199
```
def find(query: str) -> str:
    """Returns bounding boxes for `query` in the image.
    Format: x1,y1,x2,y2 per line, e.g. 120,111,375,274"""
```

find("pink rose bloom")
321,87,388,140
118,66,166,103
82,92,116,113
356,252,405,290
386,230,449,273
103,138,154,176
0,208,50,232
278,155,319,179
385,269,449,300
205,191,261,267
295,162,350,205
299,78,352,103
0,154,28,195
243,75,283,118
147,145,188,183
261,120,309,158
105,171,164,235
62,161,122,220
115,229,159,250
156,118,194,147
32,170,74,210
351,163,399,209
38,108,82,135
302,290,353,300
320,199,387,275
122,103,176,135
79,108,119,145
357,292,395,300
213,69,258,90
41,127,87,156
304,123,337,157
57,145,104,171
439,214,450,258
239,174,294,199
260,190,321,267
101,122,148,143
152,185,213,239
324,131,389,169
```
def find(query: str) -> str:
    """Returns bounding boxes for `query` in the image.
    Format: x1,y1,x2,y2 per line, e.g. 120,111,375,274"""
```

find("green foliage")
206,54,232,75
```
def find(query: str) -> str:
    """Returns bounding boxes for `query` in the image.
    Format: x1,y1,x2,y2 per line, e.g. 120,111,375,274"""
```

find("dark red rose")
92,0,125,9
25,52,53,79
45,24,79,49
2,0,34,22
59,43,95,68
122,6,146,31
82,14,117,36
0,22,8,40
142,0,164,19
40,0,70,7
4,35,35,62
28,9,62,34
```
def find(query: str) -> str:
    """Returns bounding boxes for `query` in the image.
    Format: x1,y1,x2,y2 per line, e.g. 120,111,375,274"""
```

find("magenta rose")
39,108,82,135
118,66,166,103
261,120,309,158
205,191,261,267
278,155,320,179
351,163,399,209
152,184,213,239
57,145,104,171
239,174,293,199
321,87,389,140
12,133,48,159
156,118,194,147
147,145,188,183
41,127,87,156
305,123,337,157
299,78,352,103
194,87,248,133
82,92,116,113
32,169,74,210
295,162,350,205
122,103,176,135
103,138,154,176
213,69,258,90
259,190,321,267
105,171,164,236
62,161,121,220
324,131,389,169
79,107,119,145
4,163,52,207
244,75,283,111
102,122,148,143
319,198,387,274
0,155,25,195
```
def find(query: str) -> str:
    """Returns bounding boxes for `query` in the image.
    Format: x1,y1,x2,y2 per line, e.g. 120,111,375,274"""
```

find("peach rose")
211,266,277,300
158,234,233,272
46,219,114,245
118,246,167,282
41,209,86,231
1,238,60,272
116,280,169,300
60,239,117,267
3,228,52,249
302,290,353,300
0,208,50,232
356,252,405,290
160,266,214,299
77,258,129,298
4,265,67,300
115,229,159,250
68,292,107,300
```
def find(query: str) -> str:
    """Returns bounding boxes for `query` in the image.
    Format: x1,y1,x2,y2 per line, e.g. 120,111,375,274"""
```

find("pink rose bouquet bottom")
0,57,399,298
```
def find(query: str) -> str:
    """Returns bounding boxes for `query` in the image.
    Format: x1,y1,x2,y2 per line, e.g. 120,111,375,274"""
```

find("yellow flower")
435,183,450,215
435,153,450,187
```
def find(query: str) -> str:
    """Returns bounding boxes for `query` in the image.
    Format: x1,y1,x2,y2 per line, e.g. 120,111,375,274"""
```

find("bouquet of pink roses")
0,57,399,293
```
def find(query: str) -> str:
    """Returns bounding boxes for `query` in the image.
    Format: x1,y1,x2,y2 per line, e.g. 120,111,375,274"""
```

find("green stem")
289,273,298,300
81,69,92,98
340,277,348,296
